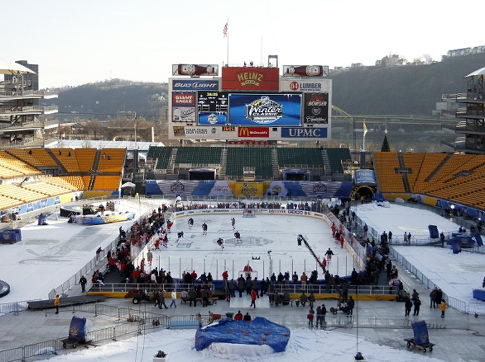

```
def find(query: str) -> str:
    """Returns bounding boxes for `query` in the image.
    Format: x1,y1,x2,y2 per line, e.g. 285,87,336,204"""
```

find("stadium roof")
466,66,485,77
0,59,36,75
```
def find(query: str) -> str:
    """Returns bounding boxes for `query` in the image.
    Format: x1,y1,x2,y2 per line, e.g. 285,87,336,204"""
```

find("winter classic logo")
313,183,328,194
207,113,219,124
245,96,283,124
241,183,257,196
170,181,185,192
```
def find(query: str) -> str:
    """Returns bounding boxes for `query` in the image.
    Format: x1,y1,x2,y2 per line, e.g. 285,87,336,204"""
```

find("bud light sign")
229,94,301,126
172,79,219,91
281,127,327,138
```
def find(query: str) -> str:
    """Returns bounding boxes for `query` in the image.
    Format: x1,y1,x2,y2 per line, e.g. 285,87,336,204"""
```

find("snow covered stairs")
229,294,270,309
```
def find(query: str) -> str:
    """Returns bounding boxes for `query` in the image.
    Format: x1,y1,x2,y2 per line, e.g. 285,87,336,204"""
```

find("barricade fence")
390,247,485,316
92,282,397,296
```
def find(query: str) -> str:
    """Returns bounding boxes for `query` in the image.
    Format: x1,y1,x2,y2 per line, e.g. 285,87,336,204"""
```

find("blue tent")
195,317,290,352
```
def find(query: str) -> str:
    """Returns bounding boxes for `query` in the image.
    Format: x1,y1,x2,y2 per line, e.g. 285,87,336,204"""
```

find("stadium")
0,59,485,361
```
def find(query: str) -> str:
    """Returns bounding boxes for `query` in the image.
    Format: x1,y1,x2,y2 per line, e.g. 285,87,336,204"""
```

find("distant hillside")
55,79,168,120
52,54,485,120
332,53,485,115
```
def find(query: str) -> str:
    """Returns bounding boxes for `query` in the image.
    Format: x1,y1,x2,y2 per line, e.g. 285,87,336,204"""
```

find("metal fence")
390,247,485,316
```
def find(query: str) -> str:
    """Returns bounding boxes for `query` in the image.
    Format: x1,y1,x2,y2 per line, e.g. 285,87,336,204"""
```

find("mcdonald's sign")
238,127,269,138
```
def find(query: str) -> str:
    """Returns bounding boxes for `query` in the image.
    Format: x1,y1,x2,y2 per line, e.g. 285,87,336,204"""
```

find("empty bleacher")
74,148,97,172
148,147,173,170
373,152,405,193
277,148,324,167
23,182,72,197
50,148,80,173
97,148,126,173
6,148,57,168
326,148,351,173
174,147,222,165
60,176,86,190
226,147,272,179
0,194,22,210
0,184,45,203
409,153,447,193
0,151,41,176
92,175,121,190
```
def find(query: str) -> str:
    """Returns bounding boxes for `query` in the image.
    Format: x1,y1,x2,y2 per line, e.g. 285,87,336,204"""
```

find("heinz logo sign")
281,127,327,138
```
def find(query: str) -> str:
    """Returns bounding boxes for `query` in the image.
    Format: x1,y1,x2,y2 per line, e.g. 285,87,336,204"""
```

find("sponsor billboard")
222,67,279,91
228,182,265,197
238,127,269,138
303,93,329,124
279,78,331,93
172,106,196,122
229,94,301,126
171,78,220,91
172,92,196,106
172,64,218,76
198,112,227,125
282,65,328,77
281,127,328,138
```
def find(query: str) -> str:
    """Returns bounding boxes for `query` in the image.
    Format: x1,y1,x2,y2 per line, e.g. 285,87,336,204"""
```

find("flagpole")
226,20,229,66
362,121,366,151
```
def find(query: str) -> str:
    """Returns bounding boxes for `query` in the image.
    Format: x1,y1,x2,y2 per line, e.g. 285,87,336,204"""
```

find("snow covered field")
43,328,443,362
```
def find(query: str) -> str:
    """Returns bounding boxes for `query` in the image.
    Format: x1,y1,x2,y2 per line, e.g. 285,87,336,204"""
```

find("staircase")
165,148,178,176
46,148,67,174
397,152,410,193
92,149,102,173
425,153,452,182
88,175,96,190
219,148,227,178
271,147,279,179
321,149,332,176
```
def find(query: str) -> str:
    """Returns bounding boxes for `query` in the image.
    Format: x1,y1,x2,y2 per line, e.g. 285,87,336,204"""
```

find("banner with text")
222,67,279,91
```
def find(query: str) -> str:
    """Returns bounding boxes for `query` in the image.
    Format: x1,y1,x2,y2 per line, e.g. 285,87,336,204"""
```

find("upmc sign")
281,127,328,138
238,127,269,138
222,67,279,91
171,79,220,91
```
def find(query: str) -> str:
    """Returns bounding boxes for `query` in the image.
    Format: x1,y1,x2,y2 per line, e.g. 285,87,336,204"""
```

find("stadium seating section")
6,148,57,168
174,147,222,165
326,148,352,173
92,175,121,190
226,147,273,178
74,148,97,172
97,148,126,173
277,148,324,167
373,152,405,193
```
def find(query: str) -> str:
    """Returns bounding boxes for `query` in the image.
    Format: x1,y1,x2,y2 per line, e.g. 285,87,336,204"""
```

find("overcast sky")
3,0,485,88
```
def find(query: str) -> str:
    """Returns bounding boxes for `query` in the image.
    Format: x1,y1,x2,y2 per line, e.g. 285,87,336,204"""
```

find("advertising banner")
229,182,265,197
279,78,331,93
171,79,220,91
222,67,279,91
265,181,288,197
172,92,196,106
198,112,227,126
281,127,327,138
282,65,328,77
172,64,218,76
229,94,301,126
208,180,234,197
303,93,329,123
238,127,269,138
172,106,196,122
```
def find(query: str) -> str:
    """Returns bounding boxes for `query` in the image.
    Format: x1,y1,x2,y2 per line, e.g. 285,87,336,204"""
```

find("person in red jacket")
191,270,197,281
307,309,314,328
250,289,257,308
234,310,243,320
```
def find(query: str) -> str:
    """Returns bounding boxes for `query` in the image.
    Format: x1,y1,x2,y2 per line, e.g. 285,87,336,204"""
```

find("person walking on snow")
440,299,446,318
250,289,257,308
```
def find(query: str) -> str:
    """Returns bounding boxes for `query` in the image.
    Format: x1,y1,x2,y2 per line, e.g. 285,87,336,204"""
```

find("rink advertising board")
303,93,328,124
228,94,301,126
222,67,279,91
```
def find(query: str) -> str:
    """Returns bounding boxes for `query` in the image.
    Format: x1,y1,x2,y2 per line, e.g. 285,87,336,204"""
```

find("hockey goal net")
242,209,256,218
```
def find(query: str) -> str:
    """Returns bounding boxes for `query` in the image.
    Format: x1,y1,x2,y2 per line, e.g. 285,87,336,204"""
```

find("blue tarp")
195,317,290,352
428,225,439,239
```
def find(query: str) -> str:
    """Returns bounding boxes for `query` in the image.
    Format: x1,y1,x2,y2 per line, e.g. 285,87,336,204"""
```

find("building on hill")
442,66,485,154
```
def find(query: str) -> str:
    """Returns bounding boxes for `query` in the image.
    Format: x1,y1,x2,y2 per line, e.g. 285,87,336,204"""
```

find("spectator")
250,289,257,308
307,309,314,328
413,297,421,316
54,294,60,314
79,275,87,293
440,299,447,318
405,299,412,317
170,290,177,308
234,311,243,320
243,312,252,322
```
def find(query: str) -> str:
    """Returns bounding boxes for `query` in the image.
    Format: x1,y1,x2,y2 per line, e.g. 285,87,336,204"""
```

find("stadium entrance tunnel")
189,169,216,180
351,185,374,200
283,169,310,181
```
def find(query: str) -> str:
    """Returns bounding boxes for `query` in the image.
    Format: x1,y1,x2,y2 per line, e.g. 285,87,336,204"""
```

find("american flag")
223,22,228,37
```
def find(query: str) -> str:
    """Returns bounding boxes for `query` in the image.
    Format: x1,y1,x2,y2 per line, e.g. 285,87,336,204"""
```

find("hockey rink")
150,213,353,281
